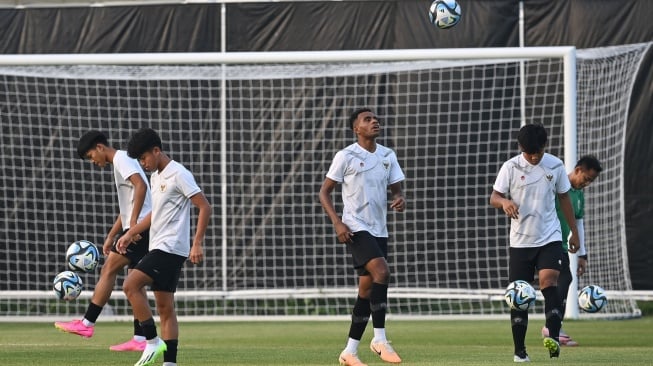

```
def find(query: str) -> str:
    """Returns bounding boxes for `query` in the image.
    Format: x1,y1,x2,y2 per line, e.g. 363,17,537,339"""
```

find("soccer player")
542,155,603,346
55,131,152,352
116,127,211,366
490,124,580,362
319,108,406,366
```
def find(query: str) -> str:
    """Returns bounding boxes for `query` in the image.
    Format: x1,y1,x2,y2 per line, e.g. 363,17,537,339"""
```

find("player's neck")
105,147,117,163
156,153,172,172
357,138,376,153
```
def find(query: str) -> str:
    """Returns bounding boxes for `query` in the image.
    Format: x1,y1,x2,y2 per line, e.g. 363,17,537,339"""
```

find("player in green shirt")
542,155,602,346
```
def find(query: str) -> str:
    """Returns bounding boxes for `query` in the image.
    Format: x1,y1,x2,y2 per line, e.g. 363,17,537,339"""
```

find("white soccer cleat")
134,338,167,366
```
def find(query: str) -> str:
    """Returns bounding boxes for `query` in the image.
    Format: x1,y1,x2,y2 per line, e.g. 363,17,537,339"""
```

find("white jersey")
493,152,571,248
113,150,152,231
326,142,405,237
149,160,201,257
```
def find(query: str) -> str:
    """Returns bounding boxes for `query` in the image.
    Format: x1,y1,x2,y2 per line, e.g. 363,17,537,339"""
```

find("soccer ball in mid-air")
65,240,100,272
504,280,537,311
428,0,461,29
578,285,607,313
53,270,83,301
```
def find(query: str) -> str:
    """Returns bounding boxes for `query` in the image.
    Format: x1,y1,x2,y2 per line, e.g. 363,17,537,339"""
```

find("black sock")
348,296,371,340
163,339,178,363
510,309,528,354
139,318,158,340
133,318,144,337
370,282,388,329
542,286,562,341
84,302,103,323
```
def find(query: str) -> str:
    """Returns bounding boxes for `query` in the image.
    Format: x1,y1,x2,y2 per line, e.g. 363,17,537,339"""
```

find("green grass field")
1,318,651,365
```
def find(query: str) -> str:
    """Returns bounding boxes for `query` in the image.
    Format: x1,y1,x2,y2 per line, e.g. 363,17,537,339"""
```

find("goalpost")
0,44,649,320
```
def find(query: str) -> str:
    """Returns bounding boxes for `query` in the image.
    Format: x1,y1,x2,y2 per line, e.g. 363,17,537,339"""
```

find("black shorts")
134,249,186,292
508,241,563,282
560,247,571,277
112,229,149,269
346,231,388,276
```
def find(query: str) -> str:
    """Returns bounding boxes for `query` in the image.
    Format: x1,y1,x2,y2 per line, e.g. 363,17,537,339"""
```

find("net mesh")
0,44,649,318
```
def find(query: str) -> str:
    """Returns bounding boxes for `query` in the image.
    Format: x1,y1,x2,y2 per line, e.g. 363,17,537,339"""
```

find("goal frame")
0,47,584,320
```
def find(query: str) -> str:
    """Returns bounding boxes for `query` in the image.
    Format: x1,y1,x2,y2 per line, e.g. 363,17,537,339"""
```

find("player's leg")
156,291,179,366
110,231,150,351
508,247,536,362
54,251,130,338
537,242,564,358
131,250,185,366
340,274,371,366
358,235,401,364
543,251,577,346
339,232,377,366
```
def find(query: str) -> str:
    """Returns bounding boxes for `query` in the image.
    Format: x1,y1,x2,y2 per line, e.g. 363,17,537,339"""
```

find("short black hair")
349,107,373,130
517,124,547,154
77,130,108,159
127,128,163,159
576,155,603,173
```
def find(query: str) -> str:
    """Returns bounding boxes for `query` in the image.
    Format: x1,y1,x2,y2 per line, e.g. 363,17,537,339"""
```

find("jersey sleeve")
325,150,347,183
492,162,511,194
388,151,405,185
177,167,202,198
556,165,572,193
114,153,142,181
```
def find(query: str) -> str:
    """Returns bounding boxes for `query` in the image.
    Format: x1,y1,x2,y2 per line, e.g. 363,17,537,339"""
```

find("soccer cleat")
513,349,530,363
370,340,402,364
542,326,578,346
110,338,147,351
134,338,167,366
339,351,368,366
54,319,94,338
543,337,560,358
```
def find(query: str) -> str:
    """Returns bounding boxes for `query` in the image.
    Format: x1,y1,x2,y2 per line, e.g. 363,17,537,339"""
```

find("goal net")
0,44,649,320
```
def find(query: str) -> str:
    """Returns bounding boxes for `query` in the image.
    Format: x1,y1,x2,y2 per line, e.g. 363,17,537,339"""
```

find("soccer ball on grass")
53,270,83,301
504,280,537,311
428,0,461,29
66,240,99,272
578,285,607,313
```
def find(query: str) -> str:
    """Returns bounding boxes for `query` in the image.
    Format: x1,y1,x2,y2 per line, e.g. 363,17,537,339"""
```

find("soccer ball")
428,0,461,29
504,280,537,311
65,240,100,272
578,285,607,313
53,270,83,301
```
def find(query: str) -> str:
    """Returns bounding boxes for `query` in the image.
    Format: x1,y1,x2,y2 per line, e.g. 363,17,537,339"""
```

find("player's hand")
335,222,353,244
567,233,579,253
390,195,406,212
103,236,114,256
577,257,588,277
115,233,132,254
189,241,204,264
502,200,519,219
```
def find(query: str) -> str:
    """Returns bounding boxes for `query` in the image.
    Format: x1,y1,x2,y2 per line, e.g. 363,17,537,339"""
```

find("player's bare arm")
105,215,124,256
127,173,148,229
319,177,353,244
490,190,519,219
557,192,580,253
189,192,211,264
389,182,405,212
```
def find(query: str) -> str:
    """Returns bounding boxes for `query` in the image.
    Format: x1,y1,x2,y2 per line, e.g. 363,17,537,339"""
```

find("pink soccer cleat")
54,319,94,338
110,338,147,352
